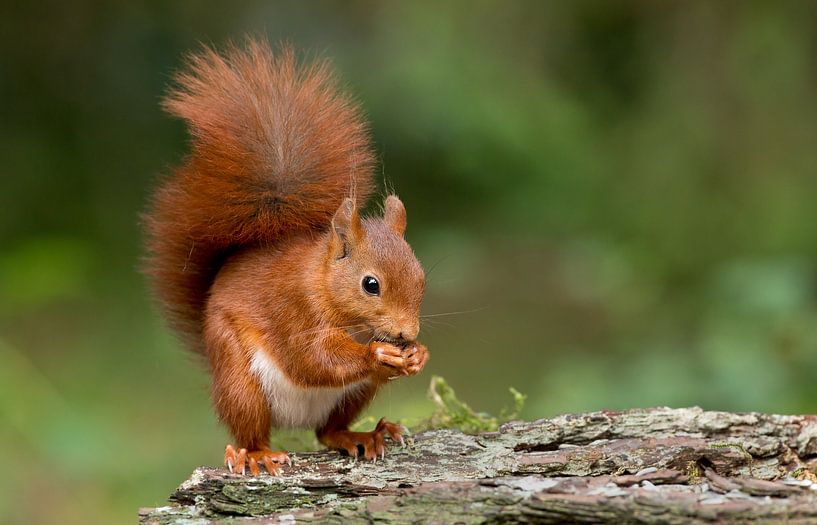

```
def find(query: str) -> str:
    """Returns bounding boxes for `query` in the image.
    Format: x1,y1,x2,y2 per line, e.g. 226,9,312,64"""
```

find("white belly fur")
249,348,369,428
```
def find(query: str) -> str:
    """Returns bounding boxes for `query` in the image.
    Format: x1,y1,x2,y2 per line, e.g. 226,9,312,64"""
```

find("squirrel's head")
326,195,425,344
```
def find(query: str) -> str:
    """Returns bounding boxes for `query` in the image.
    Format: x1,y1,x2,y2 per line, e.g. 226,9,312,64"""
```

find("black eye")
362,276,380,296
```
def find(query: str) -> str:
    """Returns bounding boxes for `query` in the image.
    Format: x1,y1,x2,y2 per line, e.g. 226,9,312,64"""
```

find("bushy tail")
144,40,374,352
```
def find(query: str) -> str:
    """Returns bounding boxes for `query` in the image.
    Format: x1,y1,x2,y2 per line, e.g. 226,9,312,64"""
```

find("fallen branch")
139,407,817,524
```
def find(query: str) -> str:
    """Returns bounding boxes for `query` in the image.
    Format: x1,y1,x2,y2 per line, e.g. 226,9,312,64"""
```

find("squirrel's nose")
398,323,419,343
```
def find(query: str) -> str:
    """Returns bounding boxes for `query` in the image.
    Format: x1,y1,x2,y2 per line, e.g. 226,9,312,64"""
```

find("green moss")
686,461,702,484
413,376,526,434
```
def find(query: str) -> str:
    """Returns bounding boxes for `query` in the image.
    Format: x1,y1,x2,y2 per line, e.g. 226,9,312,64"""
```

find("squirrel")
144,40,428,476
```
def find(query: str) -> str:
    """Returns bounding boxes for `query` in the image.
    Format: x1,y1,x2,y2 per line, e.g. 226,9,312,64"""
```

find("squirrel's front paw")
402,342,429,376
372,342,407,380
371,341,429,380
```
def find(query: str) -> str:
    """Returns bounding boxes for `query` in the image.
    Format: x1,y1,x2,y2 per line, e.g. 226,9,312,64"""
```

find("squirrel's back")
145,40,375,351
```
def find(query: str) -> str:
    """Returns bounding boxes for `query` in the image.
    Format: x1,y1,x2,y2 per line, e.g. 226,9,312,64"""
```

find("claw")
262,457,279,476
248,456,260,476
223,444,291,476
237,448,247,475
225,444,237,473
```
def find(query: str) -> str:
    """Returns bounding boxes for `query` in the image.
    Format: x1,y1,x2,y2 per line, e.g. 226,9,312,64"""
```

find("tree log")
139,407,817,524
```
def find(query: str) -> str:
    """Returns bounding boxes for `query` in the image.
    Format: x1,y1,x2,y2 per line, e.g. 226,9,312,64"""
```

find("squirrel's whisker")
420,306,487,319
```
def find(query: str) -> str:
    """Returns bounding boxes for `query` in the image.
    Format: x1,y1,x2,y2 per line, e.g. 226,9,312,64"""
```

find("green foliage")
414,376,526,434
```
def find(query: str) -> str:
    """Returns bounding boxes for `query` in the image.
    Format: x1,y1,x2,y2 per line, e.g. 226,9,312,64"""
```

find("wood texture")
139,407,817,524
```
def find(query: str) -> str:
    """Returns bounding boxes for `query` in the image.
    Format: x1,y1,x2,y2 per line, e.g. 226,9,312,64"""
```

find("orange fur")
144,40,428,466
145,40,375,352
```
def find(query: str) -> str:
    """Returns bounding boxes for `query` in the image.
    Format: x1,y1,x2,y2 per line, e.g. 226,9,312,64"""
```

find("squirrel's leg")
206,311,291,476
316,383,406,461
315,340,429,460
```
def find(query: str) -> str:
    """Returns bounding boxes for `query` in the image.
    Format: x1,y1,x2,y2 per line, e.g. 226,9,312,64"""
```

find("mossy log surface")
140,407,817,524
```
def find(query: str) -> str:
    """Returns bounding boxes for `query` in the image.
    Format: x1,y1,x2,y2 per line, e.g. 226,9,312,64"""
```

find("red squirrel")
144,40,428,476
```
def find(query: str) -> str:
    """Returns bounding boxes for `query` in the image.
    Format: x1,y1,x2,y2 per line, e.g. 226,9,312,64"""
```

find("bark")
139,407,817,524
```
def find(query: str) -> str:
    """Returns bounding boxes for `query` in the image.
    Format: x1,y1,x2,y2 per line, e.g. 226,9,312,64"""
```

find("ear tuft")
384,195,406,236
332,198,355,234
330,198,361,258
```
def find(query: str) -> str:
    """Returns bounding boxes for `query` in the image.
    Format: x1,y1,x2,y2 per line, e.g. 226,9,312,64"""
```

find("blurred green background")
2,1,817,523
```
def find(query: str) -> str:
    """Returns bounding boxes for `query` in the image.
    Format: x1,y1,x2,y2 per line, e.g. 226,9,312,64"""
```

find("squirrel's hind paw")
224,444,291,476
320,417,407,461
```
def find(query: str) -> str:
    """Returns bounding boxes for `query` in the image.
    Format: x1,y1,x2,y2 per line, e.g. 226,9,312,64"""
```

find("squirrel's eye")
362,276,380,296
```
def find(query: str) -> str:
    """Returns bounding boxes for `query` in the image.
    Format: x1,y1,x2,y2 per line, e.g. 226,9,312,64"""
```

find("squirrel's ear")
330,197,362,258
383,195,406,237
